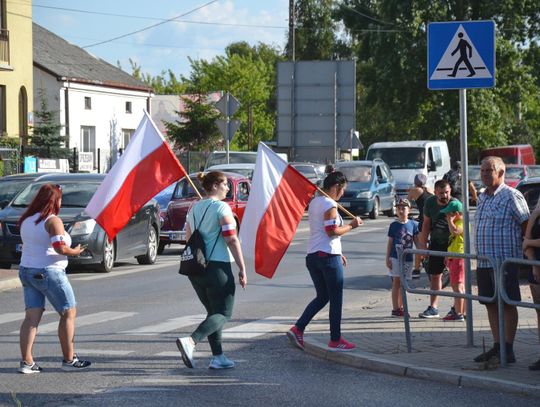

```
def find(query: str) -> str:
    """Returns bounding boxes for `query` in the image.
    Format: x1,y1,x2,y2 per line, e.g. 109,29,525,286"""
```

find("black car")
0,173,160,272
0,173,50,209
517,176,540,212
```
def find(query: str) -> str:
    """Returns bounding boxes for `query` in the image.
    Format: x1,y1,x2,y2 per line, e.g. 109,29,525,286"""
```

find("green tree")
335,0,540,161
128,59,187,95
31,89,64,148
165,93,221,151
184,42,283,150
286,0,339,60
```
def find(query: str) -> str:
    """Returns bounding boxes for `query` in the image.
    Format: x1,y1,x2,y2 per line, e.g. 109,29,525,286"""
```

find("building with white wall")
33,23,153,173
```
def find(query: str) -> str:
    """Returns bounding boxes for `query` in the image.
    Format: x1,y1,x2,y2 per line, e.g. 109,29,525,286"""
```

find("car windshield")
506,167,525,179
174,177,233,199
0,179,33,203
468,167,481,180
366,147,425,169
292,165,318,181
12,181,101,208
154,184,176,208
338,166,372,183
206,152,257,167
528,166,540,177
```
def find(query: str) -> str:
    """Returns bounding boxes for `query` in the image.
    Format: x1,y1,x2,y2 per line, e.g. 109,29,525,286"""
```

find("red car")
158,172,251,254
504,164,529,188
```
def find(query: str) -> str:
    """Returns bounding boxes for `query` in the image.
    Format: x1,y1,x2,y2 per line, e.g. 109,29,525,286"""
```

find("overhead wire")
80,0,220,49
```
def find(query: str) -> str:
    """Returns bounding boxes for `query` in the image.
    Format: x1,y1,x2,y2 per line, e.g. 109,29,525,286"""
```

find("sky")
31,0,290,79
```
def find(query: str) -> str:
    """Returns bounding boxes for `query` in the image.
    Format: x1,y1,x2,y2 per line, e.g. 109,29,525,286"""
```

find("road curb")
304,338,540,398
0,277,21,292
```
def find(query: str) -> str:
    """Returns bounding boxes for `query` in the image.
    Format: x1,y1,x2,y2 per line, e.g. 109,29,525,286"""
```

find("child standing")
440,200,465,321
386,199,419,317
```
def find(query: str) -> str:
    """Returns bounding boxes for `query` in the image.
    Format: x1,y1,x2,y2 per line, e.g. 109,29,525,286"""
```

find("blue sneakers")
209,354,235,369
418,306,440,319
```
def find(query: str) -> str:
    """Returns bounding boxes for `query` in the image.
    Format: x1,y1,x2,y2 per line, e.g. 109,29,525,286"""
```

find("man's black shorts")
477,267,521,304
427,244,446,275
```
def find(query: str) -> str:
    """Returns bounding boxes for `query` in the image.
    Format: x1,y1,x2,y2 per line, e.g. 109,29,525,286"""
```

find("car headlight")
70,219,97,236
357,191,372,198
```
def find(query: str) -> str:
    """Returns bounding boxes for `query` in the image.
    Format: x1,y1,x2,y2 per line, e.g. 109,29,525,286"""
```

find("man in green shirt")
418,179,453,318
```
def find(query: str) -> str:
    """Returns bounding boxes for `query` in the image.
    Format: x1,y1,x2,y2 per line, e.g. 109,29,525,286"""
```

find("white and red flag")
239,143,317,278
86,110,186,241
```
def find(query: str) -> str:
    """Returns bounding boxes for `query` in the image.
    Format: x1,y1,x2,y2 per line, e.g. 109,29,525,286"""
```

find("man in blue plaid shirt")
474,156,529,364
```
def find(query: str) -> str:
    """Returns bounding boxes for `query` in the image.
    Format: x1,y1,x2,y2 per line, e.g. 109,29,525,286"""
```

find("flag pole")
315,186,357,218
185,174,203,200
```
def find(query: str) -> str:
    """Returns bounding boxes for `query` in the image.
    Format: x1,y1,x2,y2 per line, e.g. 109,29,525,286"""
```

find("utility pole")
289,0,295,61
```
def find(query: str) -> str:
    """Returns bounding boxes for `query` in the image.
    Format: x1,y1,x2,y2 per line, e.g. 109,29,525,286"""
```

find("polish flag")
86,110,186,241
239,143,317,278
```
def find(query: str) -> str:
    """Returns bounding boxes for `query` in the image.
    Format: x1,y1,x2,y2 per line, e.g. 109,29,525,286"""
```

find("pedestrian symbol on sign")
430,24,492,81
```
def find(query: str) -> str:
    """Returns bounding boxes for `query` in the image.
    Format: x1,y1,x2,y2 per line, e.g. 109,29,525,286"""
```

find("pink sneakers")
287,326,305,350
328,337,356,352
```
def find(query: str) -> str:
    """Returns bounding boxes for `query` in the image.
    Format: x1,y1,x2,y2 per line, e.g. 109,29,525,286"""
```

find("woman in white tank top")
17,184,90,374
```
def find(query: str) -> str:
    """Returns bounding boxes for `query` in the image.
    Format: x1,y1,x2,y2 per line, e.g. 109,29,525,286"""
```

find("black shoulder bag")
178,201,220,276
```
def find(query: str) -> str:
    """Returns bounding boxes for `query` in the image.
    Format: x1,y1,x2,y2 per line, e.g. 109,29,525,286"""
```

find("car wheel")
137,226,158,265
157,241,166,255
0,262,11,269
384,200,396,217
97,238,115,273
369,197,380,219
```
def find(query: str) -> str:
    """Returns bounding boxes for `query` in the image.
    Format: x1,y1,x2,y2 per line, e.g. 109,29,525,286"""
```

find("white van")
366,140,451,200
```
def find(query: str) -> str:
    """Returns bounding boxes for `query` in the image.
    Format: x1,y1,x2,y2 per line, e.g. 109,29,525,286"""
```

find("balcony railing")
0,29,9,65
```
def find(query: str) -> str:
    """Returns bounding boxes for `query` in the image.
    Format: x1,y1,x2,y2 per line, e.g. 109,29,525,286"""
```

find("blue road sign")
428,20,495,90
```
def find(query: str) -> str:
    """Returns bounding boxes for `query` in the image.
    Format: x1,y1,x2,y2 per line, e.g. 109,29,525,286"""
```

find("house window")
0,0,7,65
80,126,96,166
84,96,91,110
18,86,28,141
121,129,134,149
125,101,132,114
0,85,6,134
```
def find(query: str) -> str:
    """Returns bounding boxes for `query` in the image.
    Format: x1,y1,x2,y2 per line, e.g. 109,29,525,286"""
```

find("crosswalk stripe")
73,261,177,281
0,311,54,325
71,348,134,356
222,316,293,339
11,311,137,334
120,314,206,335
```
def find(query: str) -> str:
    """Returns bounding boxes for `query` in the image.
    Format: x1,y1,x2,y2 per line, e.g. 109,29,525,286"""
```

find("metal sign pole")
225,92,230,164
460,88,474,347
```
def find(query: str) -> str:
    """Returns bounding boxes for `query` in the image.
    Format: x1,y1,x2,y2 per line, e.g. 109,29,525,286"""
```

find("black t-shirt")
424,195,454,248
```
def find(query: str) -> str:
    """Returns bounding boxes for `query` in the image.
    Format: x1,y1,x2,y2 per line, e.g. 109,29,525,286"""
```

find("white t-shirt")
20,213,71,269
307,196,343,255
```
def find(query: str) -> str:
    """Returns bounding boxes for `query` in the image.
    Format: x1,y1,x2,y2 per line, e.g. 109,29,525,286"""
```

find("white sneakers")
176,337,196,368
176,337,235,369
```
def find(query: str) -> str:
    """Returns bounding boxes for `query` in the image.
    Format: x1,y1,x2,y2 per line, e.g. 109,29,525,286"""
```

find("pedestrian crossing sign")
428,20,495,90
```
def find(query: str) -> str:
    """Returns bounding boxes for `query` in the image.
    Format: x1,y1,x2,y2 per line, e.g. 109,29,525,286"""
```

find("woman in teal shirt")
176,171,247,370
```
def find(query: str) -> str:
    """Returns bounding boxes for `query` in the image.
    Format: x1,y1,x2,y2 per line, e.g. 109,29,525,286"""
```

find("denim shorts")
19,265,77,314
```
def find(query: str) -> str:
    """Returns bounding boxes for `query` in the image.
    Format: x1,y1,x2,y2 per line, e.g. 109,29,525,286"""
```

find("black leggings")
188,261,235,355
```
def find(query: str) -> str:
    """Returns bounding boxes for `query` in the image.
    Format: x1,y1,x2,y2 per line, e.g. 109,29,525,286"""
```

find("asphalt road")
0,215,531,406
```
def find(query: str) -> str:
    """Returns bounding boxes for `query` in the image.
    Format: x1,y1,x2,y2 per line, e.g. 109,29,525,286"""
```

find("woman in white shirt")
18,183,89,374
287,171,362,352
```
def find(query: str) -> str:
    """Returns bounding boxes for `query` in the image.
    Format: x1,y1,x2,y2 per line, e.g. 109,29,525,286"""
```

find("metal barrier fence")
399,249,540,367
399,249,495,353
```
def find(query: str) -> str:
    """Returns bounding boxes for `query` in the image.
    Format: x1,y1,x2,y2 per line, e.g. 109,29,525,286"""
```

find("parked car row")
0,173,160,273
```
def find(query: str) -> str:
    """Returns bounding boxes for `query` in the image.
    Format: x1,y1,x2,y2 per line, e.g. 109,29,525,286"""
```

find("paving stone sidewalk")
298,286,540,398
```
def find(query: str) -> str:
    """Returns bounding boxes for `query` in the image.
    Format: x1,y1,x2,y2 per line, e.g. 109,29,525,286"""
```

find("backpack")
443,169,462,199
178,201,219,276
